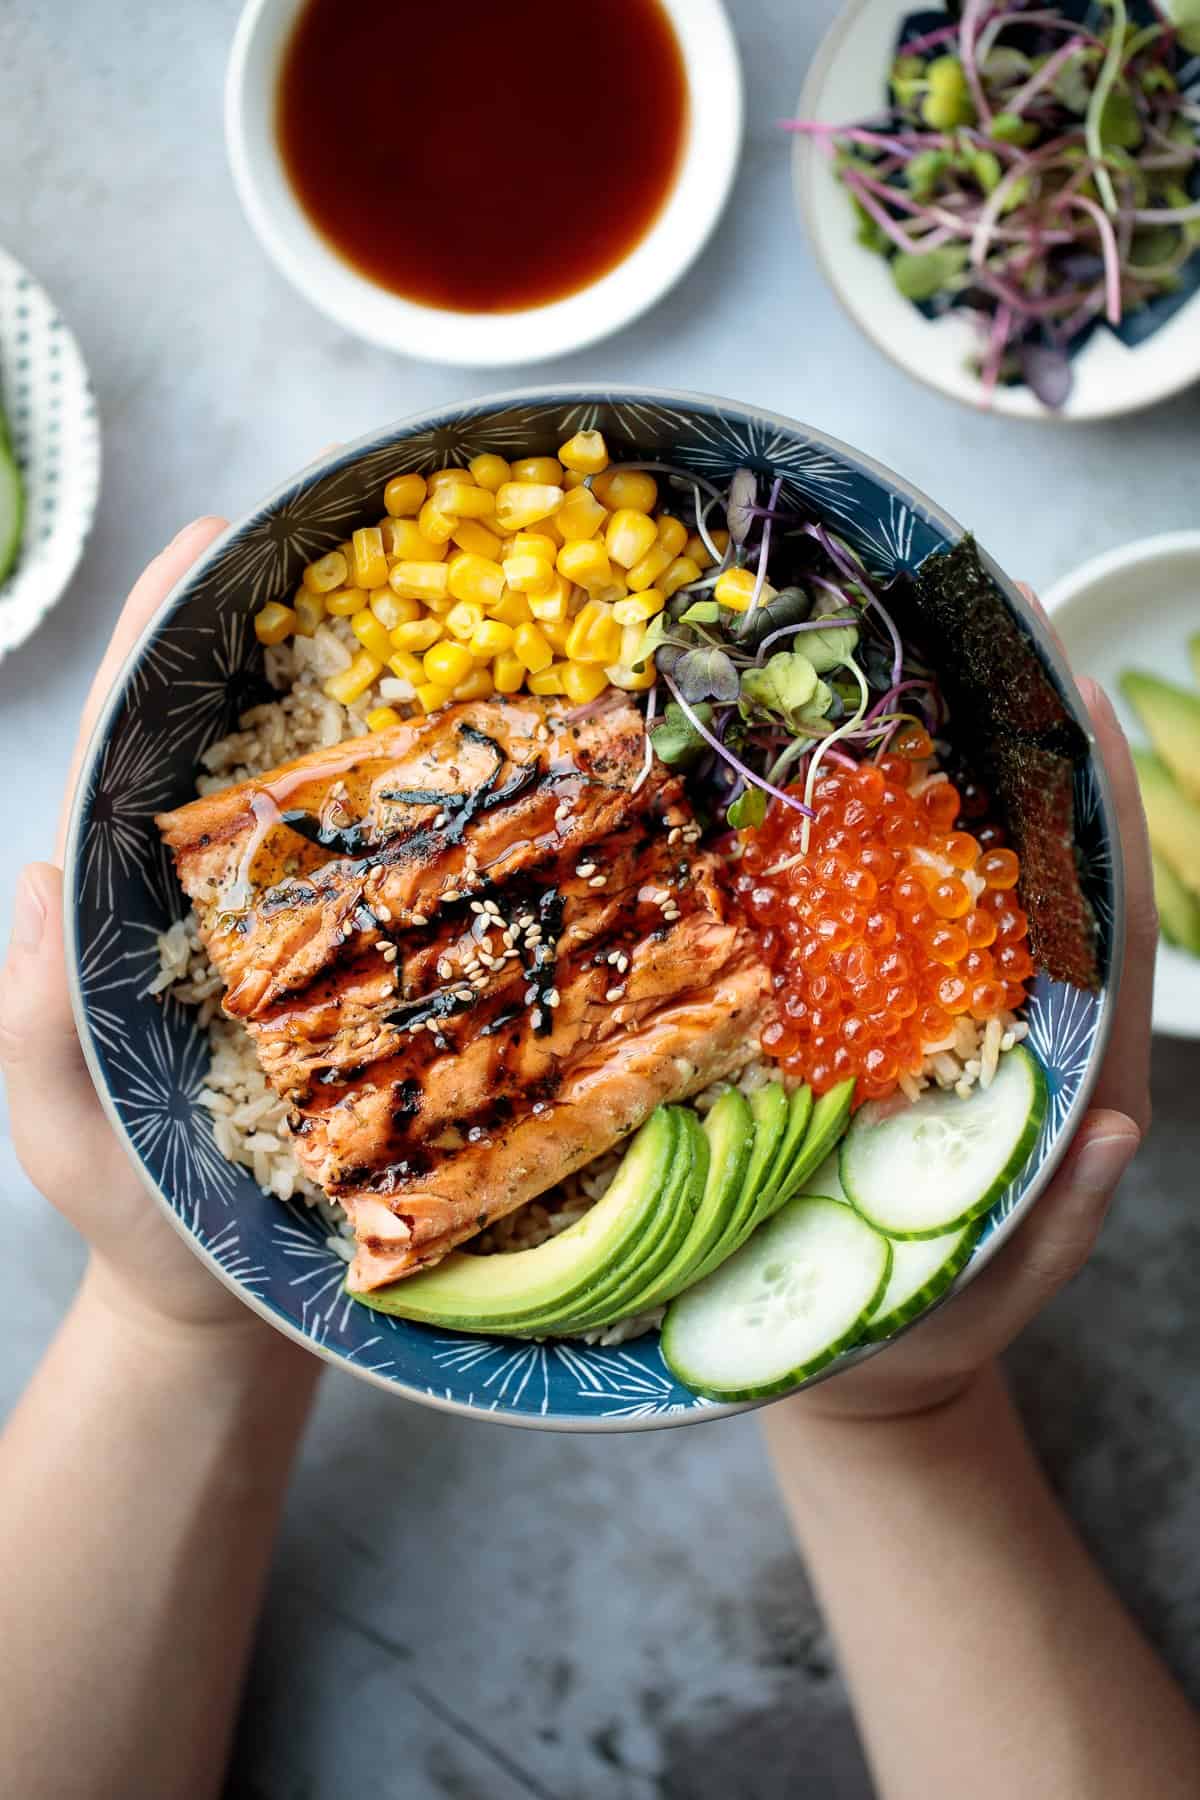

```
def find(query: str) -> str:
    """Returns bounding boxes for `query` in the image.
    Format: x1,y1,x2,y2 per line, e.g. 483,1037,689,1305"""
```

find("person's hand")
773,673,1154,1425
0,519,313,1355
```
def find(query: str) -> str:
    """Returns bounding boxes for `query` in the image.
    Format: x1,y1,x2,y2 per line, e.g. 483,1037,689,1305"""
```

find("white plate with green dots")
0,247,101,661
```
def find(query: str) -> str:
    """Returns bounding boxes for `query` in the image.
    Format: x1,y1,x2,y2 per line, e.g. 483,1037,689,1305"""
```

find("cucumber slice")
861,1220,981,1342
0,430,23,586
840,1045,1046,1239
662,1196,891,1401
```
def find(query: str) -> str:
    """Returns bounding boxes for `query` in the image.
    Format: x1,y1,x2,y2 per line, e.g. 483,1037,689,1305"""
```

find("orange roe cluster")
735,742,1033,1104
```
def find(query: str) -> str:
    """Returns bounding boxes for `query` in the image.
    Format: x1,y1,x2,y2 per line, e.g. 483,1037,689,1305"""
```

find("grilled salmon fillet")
157,696,766,1292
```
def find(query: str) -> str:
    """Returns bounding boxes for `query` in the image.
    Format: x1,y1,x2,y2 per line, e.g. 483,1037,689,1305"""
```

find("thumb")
0,864,101,1176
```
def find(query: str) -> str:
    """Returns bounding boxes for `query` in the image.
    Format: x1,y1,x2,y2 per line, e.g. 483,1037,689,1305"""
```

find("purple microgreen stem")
659,669,813,818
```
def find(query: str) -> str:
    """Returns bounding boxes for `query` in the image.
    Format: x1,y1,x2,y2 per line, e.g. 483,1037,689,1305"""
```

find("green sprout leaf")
727,786,767,831
650,701,712,768
988,111,1040,146
891,244,969,302
677,600,721,625
675,645,740,705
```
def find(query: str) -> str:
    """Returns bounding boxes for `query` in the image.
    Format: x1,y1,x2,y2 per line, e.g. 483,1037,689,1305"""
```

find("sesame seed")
464,957,481,976
546,988,560,1008
524,985,537,1003
411,912,429,927
668,827,682,845
479,935,494,955
484,900,502,918
605,986,624,1002
530,1008,544,1028
433,812,447,829
383,945,398,963
409,1019,425,1034
503,927,517,946
588,875,606,889
437,958,453,980
616,953,629,973
479,953,497,970
469,901,485,914
376,904,393,922
576,862,597,877
471,974,489,990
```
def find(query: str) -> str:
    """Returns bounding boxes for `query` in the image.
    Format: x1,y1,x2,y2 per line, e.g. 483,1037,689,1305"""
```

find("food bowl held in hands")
65,388,1119,1429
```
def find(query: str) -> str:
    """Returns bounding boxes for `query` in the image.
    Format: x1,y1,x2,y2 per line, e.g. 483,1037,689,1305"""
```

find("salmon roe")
736,759,1031,1103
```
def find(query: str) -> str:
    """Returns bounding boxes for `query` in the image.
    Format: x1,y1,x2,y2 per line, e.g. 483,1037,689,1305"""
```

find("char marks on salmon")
156,697,766,1291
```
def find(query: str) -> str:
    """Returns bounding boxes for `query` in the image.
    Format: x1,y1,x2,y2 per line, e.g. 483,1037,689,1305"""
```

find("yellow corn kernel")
683,532,713,571
387,648,426,684
527,573,571,622
494,482,564,532
293,590,326,636
325,587,363,616
493,650,525,694
715,567,777,613
490,588,533,627
655,515,688,557
367,705,404,733
382,518,448,562
711,528,731,558
390,616,444,653
370,589,420,630
614,589,665,626
351,609,393,662
513,621,554,674
324,650,383,704
593,470,657,513
627,543,674,592
557,538,612,592
452,666,495,702
556,485,608,541
446,552,505,608
451,518,503,561
255,601,297,645
606,508,659,571
605,657,657,691
565,599,622,666
562,467,590,490
468,619,515,658
445,599,486,643
423,640,475,688
427,466,471,494
469,452,511,492
541,615,573,653
437,479,496,519
590,576,629,606
560,660,609,704
302,550,349,594
352,527,389,590
389,561,451,604
661,554,702,597
511,455,564,486
337,540,360,581
504,551,555,595
416,681,452,715
384,473,428,518
528,664,567,697
424,589,455,616
503,531,557,562
557,429,609,475
418,498,457,545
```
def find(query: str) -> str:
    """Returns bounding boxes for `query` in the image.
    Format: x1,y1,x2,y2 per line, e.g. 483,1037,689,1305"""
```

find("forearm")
764,1364,1200,1800
0,1262,320,1800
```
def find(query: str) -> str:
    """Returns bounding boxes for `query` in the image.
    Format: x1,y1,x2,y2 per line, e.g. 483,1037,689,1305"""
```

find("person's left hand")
0,518,312,1350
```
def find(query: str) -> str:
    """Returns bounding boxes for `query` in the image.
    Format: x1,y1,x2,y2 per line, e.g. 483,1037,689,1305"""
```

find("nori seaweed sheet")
892,537,1101,990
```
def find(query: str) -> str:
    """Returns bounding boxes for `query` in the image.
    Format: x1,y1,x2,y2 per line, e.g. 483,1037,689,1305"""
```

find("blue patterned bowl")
64,388,1120,1430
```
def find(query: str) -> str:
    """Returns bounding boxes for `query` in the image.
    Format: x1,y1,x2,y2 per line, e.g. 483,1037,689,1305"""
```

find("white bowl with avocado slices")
1047,532,1200,1038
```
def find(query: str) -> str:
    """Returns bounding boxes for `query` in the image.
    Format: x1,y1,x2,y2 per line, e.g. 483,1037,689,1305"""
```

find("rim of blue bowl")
62,383,1125,1430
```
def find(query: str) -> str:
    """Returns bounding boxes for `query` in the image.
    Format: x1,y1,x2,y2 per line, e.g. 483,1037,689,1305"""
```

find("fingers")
59,516,228,856
0,863,104,1183
933,1107,1140,1354
1076,678,1156,1135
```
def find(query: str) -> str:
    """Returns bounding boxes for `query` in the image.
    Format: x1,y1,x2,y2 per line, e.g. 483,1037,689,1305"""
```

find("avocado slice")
747,1084,813,1234
773,1079,856,1210
686,1082,790,1286
1153,849,1200,953
619,1086,755,1316
349,1107,681,1330
549,1108,707,1334
1122,672,1200,805
1133,749,1200,898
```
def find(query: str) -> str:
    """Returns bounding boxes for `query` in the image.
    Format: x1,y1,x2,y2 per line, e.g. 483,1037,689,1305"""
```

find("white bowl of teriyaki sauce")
226,0,743,366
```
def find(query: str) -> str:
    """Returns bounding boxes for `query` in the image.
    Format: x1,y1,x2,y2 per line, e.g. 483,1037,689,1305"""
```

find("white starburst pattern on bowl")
1025,980,1101,1139
77,913,163,1056
161,609,261,748
206,1220,270,1292
553,1344,704,1418
80,718,181,914
106,1013,239,1227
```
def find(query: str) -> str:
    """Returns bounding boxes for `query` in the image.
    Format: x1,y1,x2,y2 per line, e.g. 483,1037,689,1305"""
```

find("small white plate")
225,0,743,367
1046,533,1200,1038
793,0,1200,421
0,247,101,661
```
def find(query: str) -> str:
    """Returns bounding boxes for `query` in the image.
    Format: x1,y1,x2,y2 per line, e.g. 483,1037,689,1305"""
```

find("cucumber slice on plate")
861,1221,982,1342
840,1045,1046,1239
661,1196,891,1401
0,424,23,585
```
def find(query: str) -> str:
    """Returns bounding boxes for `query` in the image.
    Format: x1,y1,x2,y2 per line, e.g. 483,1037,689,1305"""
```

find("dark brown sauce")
276,0,689,313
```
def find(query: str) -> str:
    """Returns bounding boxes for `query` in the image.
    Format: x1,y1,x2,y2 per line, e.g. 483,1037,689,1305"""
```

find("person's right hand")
771,676,1155,1425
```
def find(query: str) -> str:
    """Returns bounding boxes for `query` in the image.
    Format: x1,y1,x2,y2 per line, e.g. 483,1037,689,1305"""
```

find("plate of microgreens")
789,0,1200,418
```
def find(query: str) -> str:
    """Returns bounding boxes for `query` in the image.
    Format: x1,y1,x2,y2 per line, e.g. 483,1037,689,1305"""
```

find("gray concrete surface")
1,3,1198,1796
